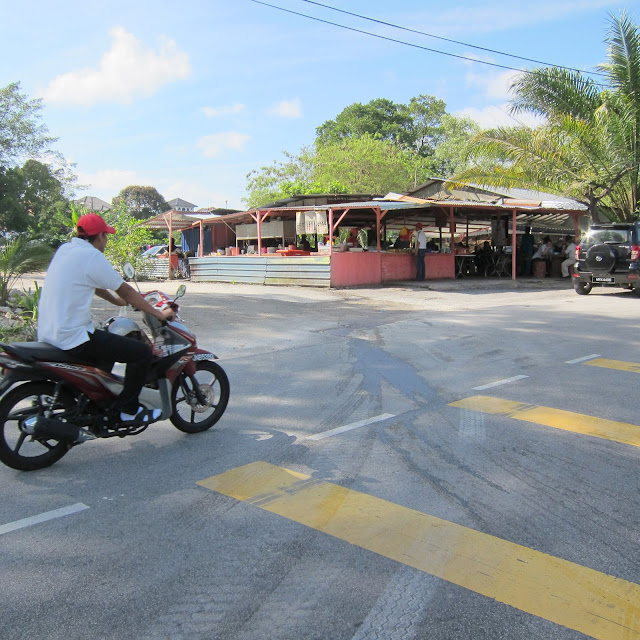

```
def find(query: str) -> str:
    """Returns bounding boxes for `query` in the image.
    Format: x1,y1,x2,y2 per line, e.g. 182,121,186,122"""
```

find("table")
485,253,511,277
275,250,311,256
455,255,476,278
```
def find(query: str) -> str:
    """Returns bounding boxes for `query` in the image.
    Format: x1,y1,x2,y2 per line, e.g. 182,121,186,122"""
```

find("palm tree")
451,12,640,222
0,236,54,304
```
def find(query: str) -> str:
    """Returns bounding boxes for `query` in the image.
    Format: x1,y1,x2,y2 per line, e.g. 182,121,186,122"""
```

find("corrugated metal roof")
179,192,588,234
138,211,200,230
408,178,585,201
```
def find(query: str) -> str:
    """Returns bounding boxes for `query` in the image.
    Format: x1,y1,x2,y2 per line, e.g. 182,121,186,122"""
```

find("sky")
3,0,639,210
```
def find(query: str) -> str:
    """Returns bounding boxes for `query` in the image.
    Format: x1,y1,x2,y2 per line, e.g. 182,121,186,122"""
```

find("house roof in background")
73,196,111,212
167,198,197,209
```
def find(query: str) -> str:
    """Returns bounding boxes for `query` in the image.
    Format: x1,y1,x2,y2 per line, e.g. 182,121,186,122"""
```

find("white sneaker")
120,406,162,424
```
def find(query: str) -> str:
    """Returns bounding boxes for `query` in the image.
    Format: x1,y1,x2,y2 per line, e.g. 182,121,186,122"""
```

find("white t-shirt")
532,244,551,260
37,237,124,349
415,230,427,250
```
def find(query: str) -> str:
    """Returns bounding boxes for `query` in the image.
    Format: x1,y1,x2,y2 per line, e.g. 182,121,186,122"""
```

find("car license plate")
592,276,615,283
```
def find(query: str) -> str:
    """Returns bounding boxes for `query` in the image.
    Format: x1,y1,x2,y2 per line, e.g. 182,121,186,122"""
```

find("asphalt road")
0,279,639,640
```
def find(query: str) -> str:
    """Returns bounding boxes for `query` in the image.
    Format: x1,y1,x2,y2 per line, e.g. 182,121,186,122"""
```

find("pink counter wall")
330,252,382,287
331,252,454,287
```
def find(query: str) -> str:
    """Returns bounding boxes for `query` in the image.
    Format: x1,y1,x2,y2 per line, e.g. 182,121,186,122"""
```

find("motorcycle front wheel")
0,382,75,471
170,361,229,433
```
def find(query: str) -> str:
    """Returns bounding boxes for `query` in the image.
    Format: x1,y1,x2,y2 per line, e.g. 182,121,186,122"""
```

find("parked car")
141,245,168,258
573,222,640,295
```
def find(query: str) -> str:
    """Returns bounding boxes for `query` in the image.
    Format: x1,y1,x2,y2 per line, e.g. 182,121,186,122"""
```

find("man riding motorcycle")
37,213,175,427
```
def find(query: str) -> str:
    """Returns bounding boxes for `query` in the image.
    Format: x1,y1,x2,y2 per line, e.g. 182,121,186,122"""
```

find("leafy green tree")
0,236,54,304
0,160,69,237
0,82,59,166
400,94,447,157
103,204,153,274
314,134,416,195
316,98,412,148
244,147,316,208
244,135,416,206
112,185,169,219
430,114,482,177
246,95,480,206
453,13,640,222
0,166,29,232
316,95,450,158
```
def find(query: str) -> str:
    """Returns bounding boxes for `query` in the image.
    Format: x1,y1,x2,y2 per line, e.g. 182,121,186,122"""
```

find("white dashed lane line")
0,503,89,536
472,375,529,391
307,413,396,440
565,354,601,364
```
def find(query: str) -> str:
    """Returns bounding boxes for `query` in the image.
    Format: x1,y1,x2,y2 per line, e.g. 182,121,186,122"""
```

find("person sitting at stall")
346,228,359,248
532,238,554,276
474,241,493,276
297,237,311,251
394,226,411,249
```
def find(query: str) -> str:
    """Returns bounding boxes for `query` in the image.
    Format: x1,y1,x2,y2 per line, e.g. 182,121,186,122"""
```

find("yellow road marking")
449,395,640,448
198,462,640,639
584,358,640,373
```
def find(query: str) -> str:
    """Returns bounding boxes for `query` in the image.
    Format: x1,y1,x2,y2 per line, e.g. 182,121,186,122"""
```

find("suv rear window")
583,229,633,245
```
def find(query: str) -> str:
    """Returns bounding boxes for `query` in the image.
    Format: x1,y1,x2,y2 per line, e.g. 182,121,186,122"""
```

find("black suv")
573,222,640,295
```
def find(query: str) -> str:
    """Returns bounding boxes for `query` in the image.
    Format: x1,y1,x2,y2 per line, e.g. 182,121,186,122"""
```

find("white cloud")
40,27,191,105
455,104,544,129
201,104,246,117
197,132,251,158
269,98,303,118
465,67,520,101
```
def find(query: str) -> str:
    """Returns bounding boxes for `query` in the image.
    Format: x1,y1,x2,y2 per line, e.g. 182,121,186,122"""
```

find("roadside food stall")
184,182,589,287
138,210,201,279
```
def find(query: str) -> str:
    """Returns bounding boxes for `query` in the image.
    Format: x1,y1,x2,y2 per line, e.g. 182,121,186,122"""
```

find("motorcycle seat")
5,342,97,366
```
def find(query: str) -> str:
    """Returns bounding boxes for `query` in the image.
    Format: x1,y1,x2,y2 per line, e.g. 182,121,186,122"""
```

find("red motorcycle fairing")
40,361,123,404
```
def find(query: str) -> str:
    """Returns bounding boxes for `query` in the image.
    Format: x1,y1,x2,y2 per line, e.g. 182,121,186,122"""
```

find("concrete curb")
377,277,574,293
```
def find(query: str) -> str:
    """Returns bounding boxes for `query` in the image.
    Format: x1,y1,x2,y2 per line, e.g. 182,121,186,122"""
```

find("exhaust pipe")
33,417,81,441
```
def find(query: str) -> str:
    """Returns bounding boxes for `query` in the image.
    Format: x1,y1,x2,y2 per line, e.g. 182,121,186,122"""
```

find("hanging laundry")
316,211,328,234
295,211,306,235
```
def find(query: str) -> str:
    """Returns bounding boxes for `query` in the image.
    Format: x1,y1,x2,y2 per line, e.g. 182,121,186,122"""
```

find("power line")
248,0,607,83
299,0,606,77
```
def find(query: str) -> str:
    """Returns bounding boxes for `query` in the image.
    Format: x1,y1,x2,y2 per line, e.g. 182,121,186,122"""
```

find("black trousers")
415,249,426,281
68,329,152,414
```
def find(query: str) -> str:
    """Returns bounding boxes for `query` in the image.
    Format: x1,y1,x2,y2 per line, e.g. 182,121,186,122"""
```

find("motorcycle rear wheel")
0,382,75,471
170,361,230,433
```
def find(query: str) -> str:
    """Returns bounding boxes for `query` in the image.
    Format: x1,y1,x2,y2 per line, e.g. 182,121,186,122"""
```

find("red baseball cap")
415,223,423,229
77,213,116,237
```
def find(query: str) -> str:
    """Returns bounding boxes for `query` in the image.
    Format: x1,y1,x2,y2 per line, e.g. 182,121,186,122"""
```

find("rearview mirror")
175,284,186,299
123,263,135,280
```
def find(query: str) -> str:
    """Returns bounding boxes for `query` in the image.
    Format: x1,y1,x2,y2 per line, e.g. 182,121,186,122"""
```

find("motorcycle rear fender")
0,364,67,399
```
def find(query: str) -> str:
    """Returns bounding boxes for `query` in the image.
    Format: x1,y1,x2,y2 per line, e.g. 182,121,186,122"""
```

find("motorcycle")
0,264,229,471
